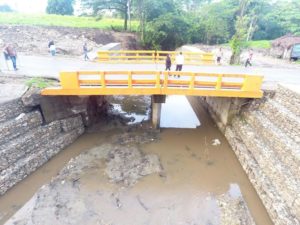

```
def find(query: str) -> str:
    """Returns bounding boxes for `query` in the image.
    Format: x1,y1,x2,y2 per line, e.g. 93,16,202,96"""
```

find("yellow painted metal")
242,75,264,92
97,50,214,65
60,72,79,89
42,70,263,98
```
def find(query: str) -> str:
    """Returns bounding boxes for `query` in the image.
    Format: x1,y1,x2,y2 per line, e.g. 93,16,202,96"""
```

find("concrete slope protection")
200,84,300,225
0,86,108,196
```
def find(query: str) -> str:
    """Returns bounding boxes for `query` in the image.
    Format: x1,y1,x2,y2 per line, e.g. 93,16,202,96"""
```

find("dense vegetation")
1,0,299,62
0,4,13,12
46,0,75,15
80,0,299,63
79,0,299,57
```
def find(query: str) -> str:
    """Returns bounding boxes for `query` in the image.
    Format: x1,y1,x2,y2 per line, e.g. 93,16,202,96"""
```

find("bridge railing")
42,71,263,98
97,50,214,65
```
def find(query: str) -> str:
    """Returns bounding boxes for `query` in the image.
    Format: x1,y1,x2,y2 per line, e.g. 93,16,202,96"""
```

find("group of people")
48,41,89,61
216,47,254,67
2,42,255,72
165,52,185,77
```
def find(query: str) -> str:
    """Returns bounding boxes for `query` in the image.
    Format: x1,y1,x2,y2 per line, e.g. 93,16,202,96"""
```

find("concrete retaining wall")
198,84,300,225
0,90,107,195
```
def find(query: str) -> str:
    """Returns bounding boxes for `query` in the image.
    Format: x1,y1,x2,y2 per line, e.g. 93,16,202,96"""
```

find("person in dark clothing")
245,49,253,67
48,40,54,48
165,54,171,71
83,43,89,61
4,43,18,71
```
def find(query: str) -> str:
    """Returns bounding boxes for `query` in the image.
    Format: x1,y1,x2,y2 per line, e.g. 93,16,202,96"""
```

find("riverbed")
0,95,272,225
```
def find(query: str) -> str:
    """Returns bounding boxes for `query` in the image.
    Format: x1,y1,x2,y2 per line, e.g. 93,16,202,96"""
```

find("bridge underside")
42,87,262,98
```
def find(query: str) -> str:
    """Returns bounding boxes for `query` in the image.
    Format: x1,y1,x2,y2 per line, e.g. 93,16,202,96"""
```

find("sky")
0,0,48,13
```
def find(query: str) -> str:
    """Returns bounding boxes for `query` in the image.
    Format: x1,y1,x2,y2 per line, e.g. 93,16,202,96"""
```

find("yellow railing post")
100,71,106,88
189,73,195,90
242,75,263,92
156,71,160,88
128,71,132,88
60,72,79,89
163,72,168,90
216,74,222,90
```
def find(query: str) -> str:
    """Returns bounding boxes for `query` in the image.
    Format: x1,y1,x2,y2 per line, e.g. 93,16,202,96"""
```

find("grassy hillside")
0,12,139,31
246,40,271,49
223,40,271,49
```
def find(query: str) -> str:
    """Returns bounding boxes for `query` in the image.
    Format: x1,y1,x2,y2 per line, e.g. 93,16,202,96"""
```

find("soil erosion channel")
0,95,272,225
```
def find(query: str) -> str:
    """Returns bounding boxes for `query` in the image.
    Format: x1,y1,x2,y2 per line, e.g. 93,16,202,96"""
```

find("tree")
133,0,179,42
81,0,130,30
0,4,13,12
272,0,300,35
143,13,190,50
229,0,250,64
176,0,211,12
46,0,74,15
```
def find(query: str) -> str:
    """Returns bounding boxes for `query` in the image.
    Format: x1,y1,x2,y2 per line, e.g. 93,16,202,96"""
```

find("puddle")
107,95,151,124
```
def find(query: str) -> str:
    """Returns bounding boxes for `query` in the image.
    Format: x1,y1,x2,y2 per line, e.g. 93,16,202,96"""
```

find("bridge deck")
42,71,263,98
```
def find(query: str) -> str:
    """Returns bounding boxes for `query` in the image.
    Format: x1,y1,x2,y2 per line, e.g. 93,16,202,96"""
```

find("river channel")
0,95,272,225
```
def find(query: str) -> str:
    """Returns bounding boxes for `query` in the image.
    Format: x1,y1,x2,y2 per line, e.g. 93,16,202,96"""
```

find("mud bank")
2,95,273,225
0,25,139,56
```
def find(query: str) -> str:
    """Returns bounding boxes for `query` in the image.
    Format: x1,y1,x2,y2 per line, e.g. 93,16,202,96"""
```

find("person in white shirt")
175,52,184,78
49,42,56,56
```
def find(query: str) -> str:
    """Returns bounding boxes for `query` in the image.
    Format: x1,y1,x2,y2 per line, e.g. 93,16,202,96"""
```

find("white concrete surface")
0,83,28,103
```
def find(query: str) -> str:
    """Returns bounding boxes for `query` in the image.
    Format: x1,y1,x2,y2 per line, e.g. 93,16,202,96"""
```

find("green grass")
25,77,55,89
222,40,271,49
0,12,139,31
246,40,271,49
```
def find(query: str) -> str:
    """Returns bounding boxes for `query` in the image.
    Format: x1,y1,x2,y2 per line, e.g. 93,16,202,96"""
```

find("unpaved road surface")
1,53,300,88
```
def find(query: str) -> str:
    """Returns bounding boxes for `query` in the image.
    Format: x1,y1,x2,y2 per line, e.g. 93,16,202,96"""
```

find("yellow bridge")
42,70,263,98
42,50,263,98
97,50,214,65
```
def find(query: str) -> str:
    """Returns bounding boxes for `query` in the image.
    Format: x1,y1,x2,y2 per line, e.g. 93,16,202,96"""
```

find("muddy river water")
0,95,272,225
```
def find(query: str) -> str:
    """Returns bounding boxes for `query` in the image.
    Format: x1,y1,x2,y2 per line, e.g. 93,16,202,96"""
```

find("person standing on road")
245,49,253,67
83,42,89,61
165,54,171,71
48,40,56,56
4,43,18,71
175,52,184,78
216,47,223,65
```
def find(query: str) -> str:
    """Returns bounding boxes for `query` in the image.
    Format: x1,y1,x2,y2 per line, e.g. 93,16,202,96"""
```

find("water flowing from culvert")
0,95,273,225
